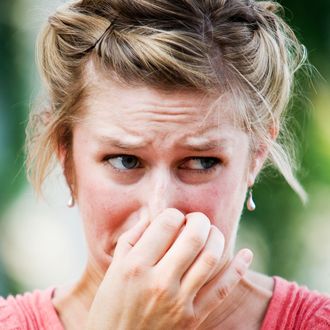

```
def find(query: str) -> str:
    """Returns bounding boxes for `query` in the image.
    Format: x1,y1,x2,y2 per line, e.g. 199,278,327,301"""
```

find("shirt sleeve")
0,288,63,330
0,295,22,330
261,276,330,330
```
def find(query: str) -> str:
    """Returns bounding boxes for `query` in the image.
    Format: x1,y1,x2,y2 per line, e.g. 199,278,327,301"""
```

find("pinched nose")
142,167,180,221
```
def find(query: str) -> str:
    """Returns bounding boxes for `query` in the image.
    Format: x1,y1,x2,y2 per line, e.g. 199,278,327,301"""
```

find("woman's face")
70,77,261,273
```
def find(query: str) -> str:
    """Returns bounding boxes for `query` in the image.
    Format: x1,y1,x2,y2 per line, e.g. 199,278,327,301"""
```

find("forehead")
76,64,245,148
82,72,235,126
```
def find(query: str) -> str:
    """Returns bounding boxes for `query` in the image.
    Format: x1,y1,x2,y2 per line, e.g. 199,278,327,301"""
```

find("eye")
180,157,221,171
106,155,141,170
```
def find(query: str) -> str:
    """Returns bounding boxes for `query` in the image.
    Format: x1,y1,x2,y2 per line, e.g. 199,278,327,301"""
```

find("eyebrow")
181,141,229,152
96,136,148,150
180,138,231,152
96,135,231,152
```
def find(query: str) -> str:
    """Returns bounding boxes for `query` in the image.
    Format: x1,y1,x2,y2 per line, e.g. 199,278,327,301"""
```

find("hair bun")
259,1,279,13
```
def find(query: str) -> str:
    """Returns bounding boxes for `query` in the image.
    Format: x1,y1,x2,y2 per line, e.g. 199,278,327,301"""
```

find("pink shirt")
0,277,329,329
0,288,63,330
261,276,330,329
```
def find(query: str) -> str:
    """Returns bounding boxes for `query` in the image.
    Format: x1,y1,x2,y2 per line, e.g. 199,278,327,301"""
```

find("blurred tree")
0,0,27,295
245,0,330,280
0,0,329,297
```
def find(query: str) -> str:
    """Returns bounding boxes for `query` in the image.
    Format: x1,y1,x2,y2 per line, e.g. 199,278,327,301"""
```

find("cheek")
176,171,247,241
75,163,142,260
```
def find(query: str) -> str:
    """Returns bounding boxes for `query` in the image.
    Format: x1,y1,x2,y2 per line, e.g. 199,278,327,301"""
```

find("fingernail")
241,249,253,264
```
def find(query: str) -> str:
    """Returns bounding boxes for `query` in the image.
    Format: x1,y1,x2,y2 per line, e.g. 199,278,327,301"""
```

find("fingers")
128,208,186,265
155,212,211,279
114,209,150,258
180,225,224,298
193,249,253,321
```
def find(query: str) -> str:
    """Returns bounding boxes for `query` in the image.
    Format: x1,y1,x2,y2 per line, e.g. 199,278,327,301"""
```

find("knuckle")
233,261,247,278
181,313,197,329
216,284,230,301
123,261,145,280
161,218,180,233
148,282,172,300
188,233,205,251
172,304,196,329
202,252,219,268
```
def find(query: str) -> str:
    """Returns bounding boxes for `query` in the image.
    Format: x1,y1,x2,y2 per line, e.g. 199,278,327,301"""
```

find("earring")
67,195,75,208
246,187,256,211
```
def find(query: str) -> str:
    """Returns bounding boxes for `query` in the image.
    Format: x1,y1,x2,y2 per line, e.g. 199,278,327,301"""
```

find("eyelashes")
106,155,141,170
103,154,222,174
178,157,220,172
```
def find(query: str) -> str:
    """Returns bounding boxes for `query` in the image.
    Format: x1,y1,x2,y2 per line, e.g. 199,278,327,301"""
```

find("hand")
86,208,253,330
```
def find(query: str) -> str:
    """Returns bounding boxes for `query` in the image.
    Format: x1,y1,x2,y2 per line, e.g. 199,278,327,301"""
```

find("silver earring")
67,195,75,208
246,188,256,211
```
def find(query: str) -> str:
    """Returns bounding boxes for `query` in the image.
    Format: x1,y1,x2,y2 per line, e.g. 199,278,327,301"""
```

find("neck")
52,259,106,330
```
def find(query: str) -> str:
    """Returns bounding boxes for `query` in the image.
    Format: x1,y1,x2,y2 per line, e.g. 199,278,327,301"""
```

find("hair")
26,0,308,202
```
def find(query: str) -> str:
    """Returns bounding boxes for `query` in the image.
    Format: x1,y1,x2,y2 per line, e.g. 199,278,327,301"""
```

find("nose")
142,166,179,220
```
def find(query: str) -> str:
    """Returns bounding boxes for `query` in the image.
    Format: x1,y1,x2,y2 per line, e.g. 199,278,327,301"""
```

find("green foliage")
247,0,330,279
0,0,28,293
0,0,329,295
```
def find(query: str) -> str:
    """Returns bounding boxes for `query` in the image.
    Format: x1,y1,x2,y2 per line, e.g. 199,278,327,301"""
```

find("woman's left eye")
180,157,221,171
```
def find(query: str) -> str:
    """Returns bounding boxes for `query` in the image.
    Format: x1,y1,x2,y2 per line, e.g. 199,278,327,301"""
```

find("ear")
57,144,67,170
247,144,269,187
247,125,278,187
57,143,75,194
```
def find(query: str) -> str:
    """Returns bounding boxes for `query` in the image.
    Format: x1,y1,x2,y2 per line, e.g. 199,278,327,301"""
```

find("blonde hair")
26,0,307,202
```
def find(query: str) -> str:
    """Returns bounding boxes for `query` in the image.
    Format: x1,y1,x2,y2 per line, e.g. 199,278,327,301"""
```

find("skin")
52,72,274,329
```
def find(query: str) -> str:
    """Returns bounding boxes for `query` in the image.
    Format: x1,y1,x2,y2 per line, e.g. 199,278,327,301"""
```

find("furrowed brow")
96,136,148,150
180,139,230,152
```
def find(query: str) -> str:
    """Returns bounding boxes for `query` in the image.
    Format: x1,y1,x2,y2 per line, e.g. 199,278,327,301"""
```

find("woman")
1,0,329,329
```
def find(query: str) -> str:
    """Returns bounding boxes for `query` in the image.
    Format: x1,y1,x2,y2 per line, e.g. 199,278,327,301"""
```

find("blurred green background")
0,0,330,296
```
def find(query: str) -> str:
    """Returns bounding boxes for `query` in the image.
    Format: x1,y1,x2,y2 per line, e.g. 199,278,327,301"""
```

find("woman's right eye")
105,155,141,170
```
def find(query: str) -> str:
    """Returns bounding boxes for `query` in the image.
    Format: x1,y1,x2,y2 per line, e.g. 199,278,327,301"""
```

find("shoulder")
0,288,64,330
261,276,330,330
